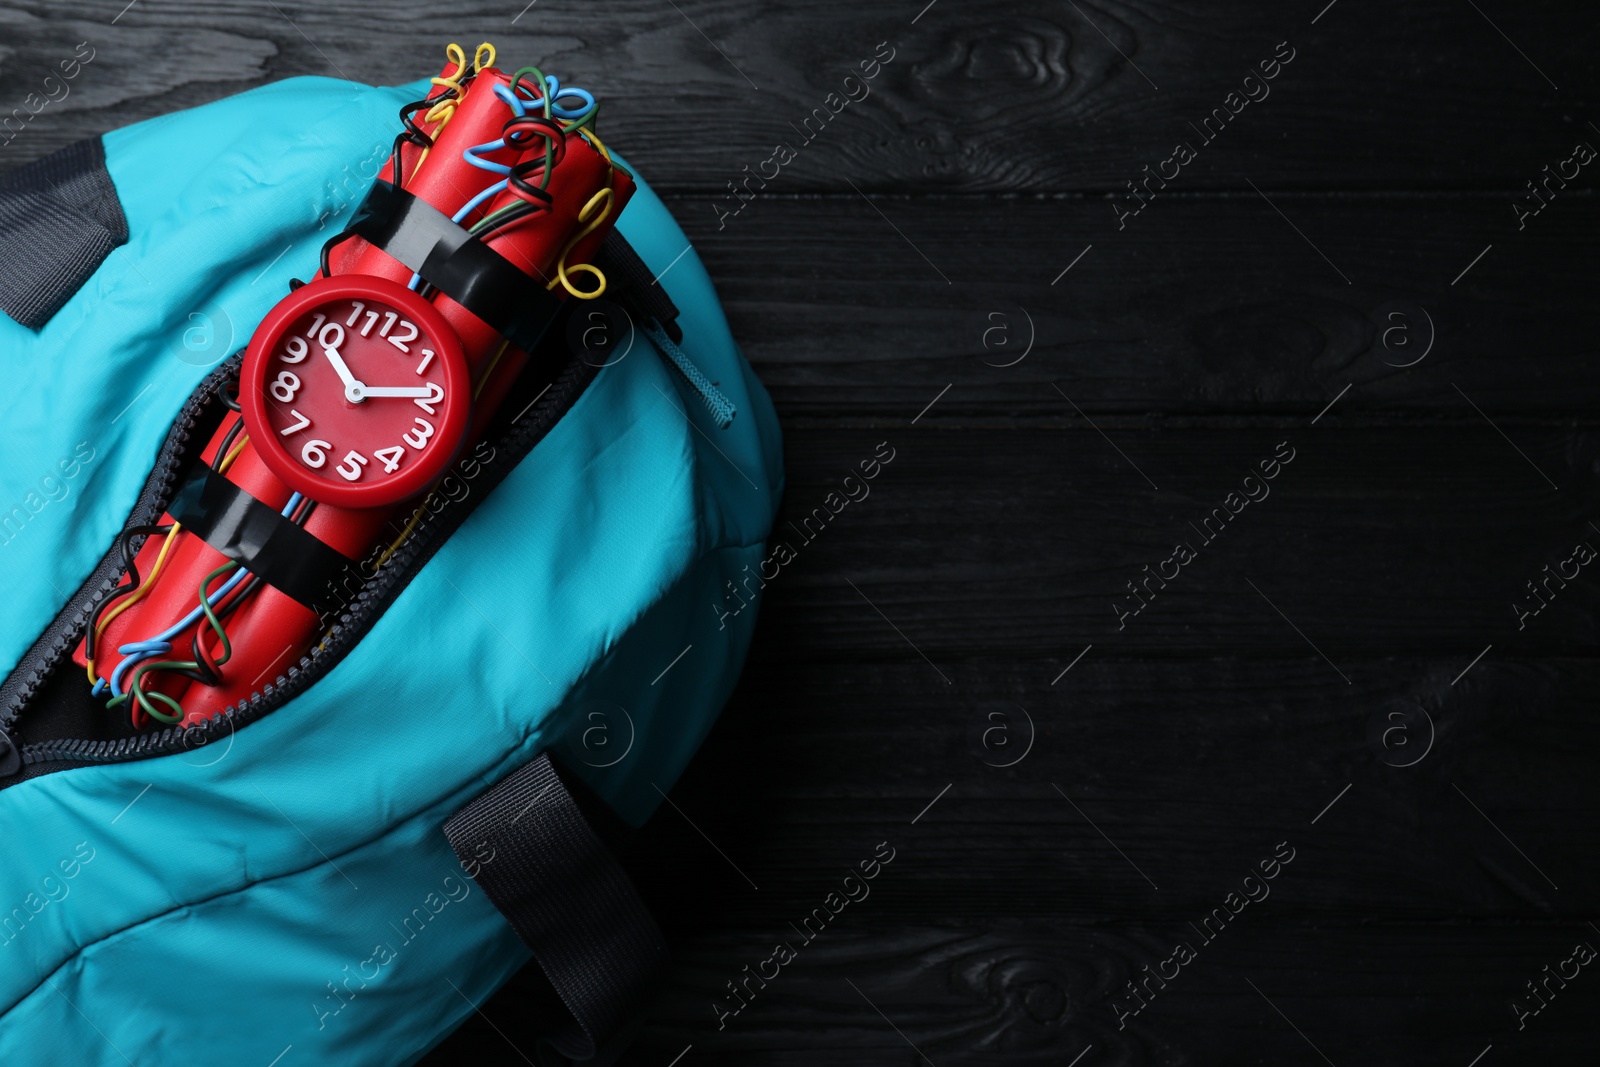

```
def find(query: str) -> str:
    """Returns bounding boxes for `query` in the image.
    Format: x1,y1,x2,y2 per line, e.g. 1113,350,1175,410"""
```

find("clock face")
241,276,471,509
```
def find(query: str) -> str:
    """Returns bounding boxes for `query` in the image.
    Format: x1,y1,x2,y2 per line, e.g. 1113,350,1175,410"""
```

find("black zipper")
0,334,597,787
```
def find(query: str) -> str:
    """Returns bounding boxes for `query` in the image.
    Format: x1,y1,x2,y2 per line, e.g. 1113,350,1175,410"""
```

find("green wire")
510,66,552,119
475,66,601,238
196,561,236,669
106,562,239,725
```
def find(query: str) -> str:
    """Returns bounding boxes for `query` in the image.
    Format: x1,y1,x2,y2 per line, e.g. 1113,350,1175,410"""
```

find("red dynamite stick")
174,69,631,722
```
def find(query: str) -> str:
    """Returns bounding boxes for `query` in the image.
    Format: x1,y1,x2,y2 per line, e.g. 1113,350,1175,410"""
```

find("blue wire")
409,84,534,290
525,74,594,121
404,75,597,292
105,492,303,698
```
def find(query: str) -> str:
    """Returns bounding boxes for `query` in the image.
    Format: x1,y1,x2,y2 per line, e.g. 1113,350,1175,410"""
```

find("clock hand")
321,343,366,402
357,384,439,399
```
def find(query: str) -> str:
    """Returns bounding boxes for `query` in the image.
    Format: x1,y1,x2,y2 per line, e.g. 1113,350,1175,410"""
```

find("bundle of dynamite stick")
75,44,635,726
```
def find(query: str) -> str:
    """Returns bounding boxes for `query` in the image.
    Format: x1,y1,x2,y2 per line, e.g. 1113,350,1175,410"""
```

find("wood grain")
0,0,1593,1064
610,655,1598,925
441,923,1597,1065
750,424,1600,657
678,195,1600,419
0,0,1592,192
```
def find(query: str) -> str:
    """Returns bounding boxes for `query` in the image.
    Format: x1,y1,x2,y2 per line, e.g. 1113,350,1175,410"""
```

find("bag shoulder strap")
443,752,668,1060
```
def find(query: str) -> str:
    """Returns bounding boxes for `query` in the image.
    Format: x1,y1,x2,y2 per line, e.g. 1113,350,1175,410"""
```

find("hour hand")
321,343,365,402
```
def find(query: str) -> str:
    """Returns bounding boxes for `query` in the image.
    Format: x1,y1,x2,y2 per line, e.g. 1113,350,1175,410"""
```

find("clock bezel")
241,275,471,509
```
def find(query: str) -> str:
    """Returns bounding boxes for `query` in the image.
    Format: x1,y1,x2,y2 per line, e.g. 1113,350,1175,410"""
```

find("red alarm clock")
241,276,471,509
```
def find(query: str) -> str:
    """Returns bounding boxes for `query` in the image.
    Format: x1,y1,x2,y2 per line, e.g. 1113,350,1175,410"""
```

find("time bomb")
75,42,637,726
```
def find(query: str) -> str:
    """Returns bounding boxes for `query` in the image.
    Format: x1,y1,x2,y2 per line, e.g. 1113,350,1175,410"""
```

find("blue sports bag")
0,69,780,1065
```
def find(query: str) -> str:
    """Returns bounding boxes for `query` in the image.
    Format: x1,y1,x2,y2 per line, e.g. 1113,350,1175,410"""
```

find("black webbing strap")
592,230,684,343
443,753,668,1060
346,181,564,353
0,137,127,330
166,464,354,613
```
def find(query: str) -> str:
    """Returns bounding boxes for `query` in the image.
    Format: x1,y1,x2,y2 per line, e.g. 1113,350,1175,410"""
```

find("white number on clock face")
282,300,448,484
402,417,434,450
335,450,369,482
374,445,405,473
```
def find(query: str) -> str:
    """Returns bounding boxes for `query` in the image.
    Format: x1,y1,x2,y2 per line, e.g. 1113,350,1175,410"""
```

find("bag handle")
443,752,667,1060
0,137,128,330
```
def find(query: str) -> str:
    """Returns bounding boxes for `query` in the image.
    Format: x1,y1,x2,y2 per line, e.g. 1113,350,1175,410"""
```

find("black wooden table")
6,2,1596,1064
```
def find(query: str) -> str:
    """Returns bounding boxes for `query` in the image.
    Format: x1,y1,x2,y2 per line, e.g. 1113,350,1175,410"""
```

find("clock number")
374,445,405,473
318,322,346,350
345,301,365,327
360,310,379,337
414,348,434,374
280,336,309,363
336,450,369,481
270,370,302,402
402,417,434,449
301,439,331,468
379,311,398,337
388,320,418,353
305,313,326,338
278,409,311,436
414,382,444,416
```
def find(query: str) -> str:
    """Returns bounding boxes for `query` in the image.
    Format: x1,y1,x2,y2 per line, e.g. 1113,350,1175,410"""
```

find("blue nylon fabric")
0,75,780,1065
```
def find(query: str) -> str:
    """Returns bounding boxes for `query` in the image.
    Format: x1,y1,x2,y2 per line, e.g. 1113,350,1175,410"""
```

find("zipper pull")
0,730,20,778
642,321,736,429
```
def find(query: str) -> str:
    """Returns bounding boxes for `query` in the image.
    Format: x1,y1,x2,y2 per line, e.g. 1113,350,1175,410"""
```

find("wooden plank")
0,1,1590,192
749,425,1600,658
605,656,1600,925
432,922,1595,1065
677,195,1600,418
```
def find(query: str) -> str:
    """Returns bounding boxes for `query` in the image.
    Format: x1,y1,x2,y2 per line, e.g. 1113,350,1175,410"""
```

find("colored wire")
408,42,495,179
410,83,540,293
187,560,238,690
84,524,176,685
424,43,472,126
214,416,246,472
105,492,301,701
219,436,248,472
112,561,238,724
104,486,315,718
549,185,613,299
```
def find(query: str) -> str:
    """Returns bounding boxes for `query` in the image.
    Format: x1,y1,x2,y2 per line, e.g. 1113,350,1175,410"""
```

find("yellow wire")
425,43,470,125
220,438,248,472
86,522,182,685
577,126,614,167
474,339,511,401
411,41,493,180
373,500,430,572
544,128,618,300
548,187,612,299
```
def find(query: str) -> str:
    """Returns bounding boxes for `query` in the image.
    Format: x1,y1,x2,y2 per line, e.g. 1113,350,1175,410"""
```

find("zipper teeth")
11,352,592,771
0,366,213,743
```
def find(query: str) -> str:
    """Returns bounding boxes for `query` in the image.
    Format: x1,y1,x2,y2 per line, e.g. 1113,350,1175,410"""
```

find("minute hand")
358,385,439,399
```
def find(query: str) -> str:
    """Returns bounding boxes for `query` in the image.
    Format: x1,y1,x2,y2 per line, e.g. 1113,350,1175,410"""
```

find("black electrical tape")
347,181,564,353
593,230,684,344
167,464,355,614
